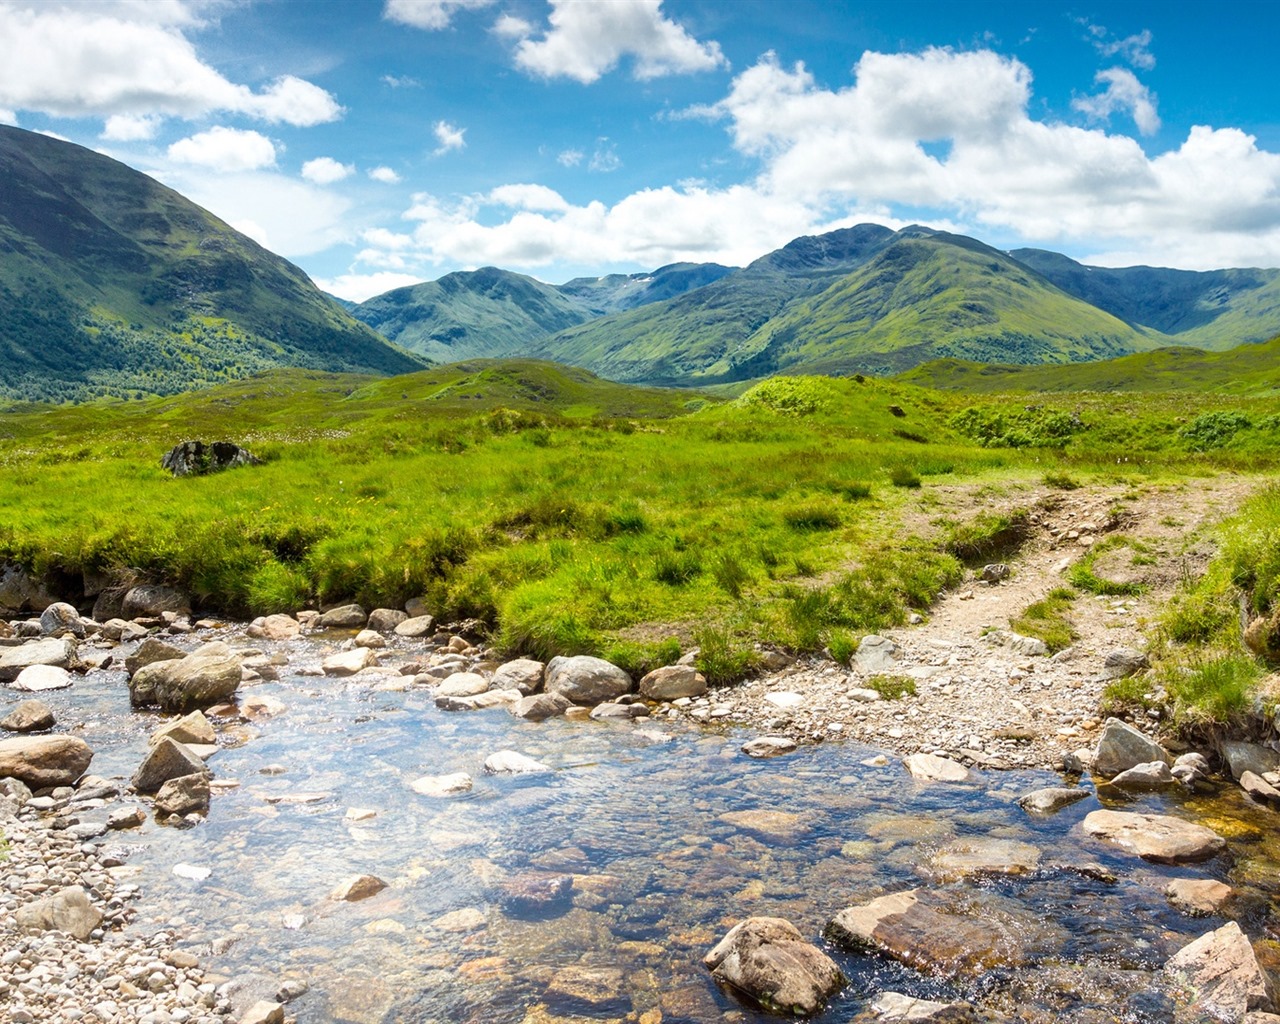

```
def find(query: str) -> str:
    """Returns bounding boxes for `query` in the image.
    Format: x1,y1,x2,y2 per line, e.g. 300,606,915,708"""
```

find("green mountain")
533,226,1156,385
0,125,423,402
898,334,1280,395
1008,248,1280,349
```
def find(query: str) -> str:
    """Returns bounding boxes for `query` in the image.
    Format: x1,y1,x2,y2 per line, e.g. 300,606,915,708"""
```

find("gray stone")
410,772,473,797
353,628,385,649
853,635,900,673
150,710,216,748
1165,922,1275,1021
0,734,93,787
125,637,185,676
0,637,76,682
122,584,191,618
160,440,261,477
0,563,57,613
981,563,1010,583
39,601,85,638
545,655,633,705
483,749,550,774
903,753,970,782
510,692,573,721
10,664,72,692
1103,647,1150,678
1017,787,1090,815
130,641,242,710
132,737,210,794
154,773,211,816
404,596,430,618
492,658,545,695
983,629,1048,656
321,647,378,676
1082,809,1226,863
1110,760,1177,791
546,965,626,1011
367,608,408,632
14,885,103,940
316,604,367,628
589,701,650,720
742,736,799,758
1093,718,1171,778
247,614,300,640
703,916,844,1017
1,699,55,733
639,664,707,700
435,688,521,711
921,838,1041,882
1221,740,1280,782
869,991,977,1022
1240,771,1280,805
433,671,489,697
394,614,436,638
239,1001,285,1024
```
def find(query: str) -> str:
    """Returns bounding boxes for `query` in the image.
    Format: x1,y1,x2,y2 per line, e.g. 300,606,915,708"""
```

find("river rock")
130,641,242,710
322,647,379,675
868,991,977,1021
366,608,408,632
703,916,844,1017
1017,787,1090,815
132,737,210,793
1110,760,1177,791
330,874,388,902
1082,809,1226,863
920,838,1041,882
1240,771,1280,805
511,692,572,721
125,637,185,676
1093,718,1171,778
742,736,798,758
983,629,1048,657
39,601,85,637
240,1001,285,1024
546,965,626,1010
639,664,707,700
411,772,473,797
718,809,808,841
434,672,489,697
154,772,211,816
0,637,75,682
317,604,367,628
545,655,633,705
1173,752,1215,789
492,658,546,695
0,734,93,787
484,750,550,774
853,635,900,673
1,698,55,733
1167,879,1235,916
436,688,521,711
394,615,436,638
1221,741,1280,782
122,584,191,618
903,753,970,782
500,872,574,916
1165,922,1275,1021
14,885,103,940
247,614,301,640
151,710,217,748
10,663,72,692
354,629,386,649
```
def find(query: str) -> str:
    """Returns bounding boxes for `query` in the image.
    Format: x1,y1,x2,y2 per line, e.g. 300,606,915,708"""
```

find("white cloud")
588,140,621,173
433,120,466,154
381,74,421,89
313,271,423,303
301,156,355,184
1073,68,1160,136
488,183,570,213
230,218,270,248
369,165,402,183
512,0,727,84
492,13,532,40
383,0,494,31
0,108,17,126
557,148,583,167
1086,23,1156,71
101,113,160,141
0,5,342,126
167,126,277,172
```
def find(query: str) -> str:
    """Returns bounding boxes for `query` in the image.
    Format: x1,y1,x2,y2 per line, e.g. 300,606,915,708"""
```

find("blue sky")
2,1,1279,300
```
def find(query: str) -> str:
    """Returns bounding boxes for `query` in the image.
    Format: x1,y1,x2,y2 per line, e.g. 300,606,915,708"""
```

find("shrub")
1178,411,1251,451
889,466,921,489
866,674,916,699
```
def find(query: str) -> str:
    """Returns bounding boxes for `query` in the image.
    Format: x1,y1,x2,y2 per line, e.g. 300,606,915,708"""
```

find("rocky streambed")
3,596,1280,1024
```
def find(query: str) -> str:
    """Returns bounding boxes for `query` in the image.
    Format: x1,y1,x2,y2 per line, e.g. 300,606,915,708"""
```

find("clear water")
30,634,1280,1023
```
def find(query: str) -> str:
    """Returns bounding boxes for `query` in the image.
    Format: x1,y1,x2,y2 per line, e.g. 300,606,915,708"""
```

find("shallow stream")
32,630,1280,1023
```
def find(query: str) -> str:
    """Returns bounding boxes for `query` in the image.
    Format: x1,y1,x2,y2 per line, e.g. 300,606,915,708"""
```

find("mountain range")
3,123,1280,405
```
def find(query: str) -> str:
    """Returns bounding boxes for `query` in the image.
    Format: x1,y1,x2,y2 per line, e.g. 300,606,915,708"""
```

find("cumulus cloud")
313,271,423,303
433,120,466,154
167,127,277,172
369,165,402,183
383,0,494,31
512,0,727,84
1073,68,1160,136
492,13,532,40
0,5,342,126
1084,23,1156,71
488,183,570,213
101,113,160,141
301,156,355,184
0,108,18,126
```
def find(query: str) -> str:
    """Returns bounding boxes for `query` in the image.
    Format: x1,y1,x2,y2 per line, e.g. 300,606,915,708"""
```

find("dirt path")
668,473,1261,769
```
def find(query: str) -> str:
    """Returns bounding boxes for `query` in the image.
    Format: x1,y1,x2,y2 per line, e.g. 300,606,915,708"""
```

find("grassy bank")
6,360,1280,682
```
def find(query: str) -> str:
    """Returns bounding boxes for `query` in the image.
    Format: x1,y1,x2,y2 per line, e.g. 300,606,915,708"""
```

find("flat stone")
436,688,521,711
510,692,573,721
317,604,367,628
1017,787,1090,815
10,663,72,691
0,637,76,682
1109,760,1177,791
921,838,1041,882
433,671,489,697
322,647,379,676
411,772,473,797
240,1000,285,1024
853,634,900,673
1241,771,1280,805
0,734,94,787
1221,741,1280,782
639,664,707,701
432,908,486,932
869,991,976,1021
14,885,103,940
764,691,804,709
718,809,808,841
499,872,574,916
1082,809,1226,863
329,874,388,902
1167,878,1235,916
150,710,216,748
546,965,627,1010
393,615,436,638
484,750,551,774
742,736,798,759
903,753,970,782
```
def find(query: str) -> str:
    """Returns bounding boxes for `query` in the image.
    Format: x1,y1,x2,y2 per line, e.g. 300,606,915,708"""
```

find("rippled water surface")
34,639,1280,1023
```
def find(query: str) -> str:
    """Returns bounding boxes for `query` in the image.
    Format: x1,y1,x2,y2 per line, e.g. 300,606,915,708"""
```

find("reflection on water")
38,652,1280,1023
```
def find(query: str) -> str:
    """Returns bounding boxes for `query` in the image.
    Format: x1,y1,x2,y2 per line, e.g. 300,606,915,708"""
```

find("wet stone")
1082,810,1226,864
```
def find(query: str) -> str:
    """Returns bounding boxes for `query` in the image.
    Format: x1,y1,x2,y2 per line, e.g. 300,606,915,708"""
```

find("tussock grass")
1010,587,1077,653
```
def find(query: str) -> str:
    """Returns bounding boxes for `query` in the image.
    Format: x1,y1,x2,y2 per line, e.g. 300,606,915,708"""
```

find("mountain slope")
0,126,423,402
1008,248,1280,349
558,261,736,315
535,227,1156,384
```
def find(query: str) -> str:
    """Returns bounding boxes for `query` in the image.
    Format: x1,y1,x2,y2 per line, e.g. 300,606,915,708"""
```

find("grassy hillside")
899,335,1280,395
0,126,423,403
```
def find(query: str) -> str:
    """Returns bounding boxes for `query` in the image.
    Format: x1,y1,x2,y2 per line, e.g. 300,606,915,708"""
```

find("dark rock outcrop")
161,440,262,477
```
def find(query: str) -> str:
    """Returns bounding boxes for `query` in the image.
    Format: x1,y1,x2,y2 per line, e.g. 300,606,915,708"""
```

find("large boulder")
1220,741,1280,782
703,917,845,1017
122,584,192,619
1082,810,1226,864
1093,718,1171,778
317,604,367,629
545,656,633,706
161,440,261,477
0,637,76,683
639,664,707,700
14,885,102,940
367,608,408,632
129,642,241,710
39,602,85,638
0,734,93,787
1165,922,1275,1021
0,563,57,613
1,699,56,733
491,658,545,695
125,638,184,677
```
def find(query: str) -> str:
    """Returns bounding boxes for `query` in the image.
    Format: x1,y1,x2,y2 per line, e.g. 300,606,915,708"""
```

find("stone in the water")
0,637,76,682
173,862,211,880
239,1001,285,1024
1221,740,1280,782
129,641,242,711
125,637,184,676
354,629,385,649
394,614,436,638
154,772,211,816
39,601,85,637
742,736,798,759
1,699,55,733
322,647,379,676
718,809,808,841
500,872,574,916
1240,771,1280,805
317,604,367,629
0,734,93,787
432,907,486,932
1109,760,1176,791
132,737,210,794
150,709,216,748
510,692,573,721
868,991,976,1021
703,916,845,1017
14,885,103,940
433,671,489,698
484,750,550,774
545,655,633,705
1167,878,1235,916
367,607,408,632
545,965,626,1010
329,874,388,902
247,614,300,640
1082,809,1226,863
490,658,545,694
411,772,473,797
1093,717,1170,778
10,663,72,692
920,838,1041,882
903,753,970,782
1017,787,1090,815
436,689,521,711
639,664,707,700
108,806,147,830
1165,921,1275,1021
